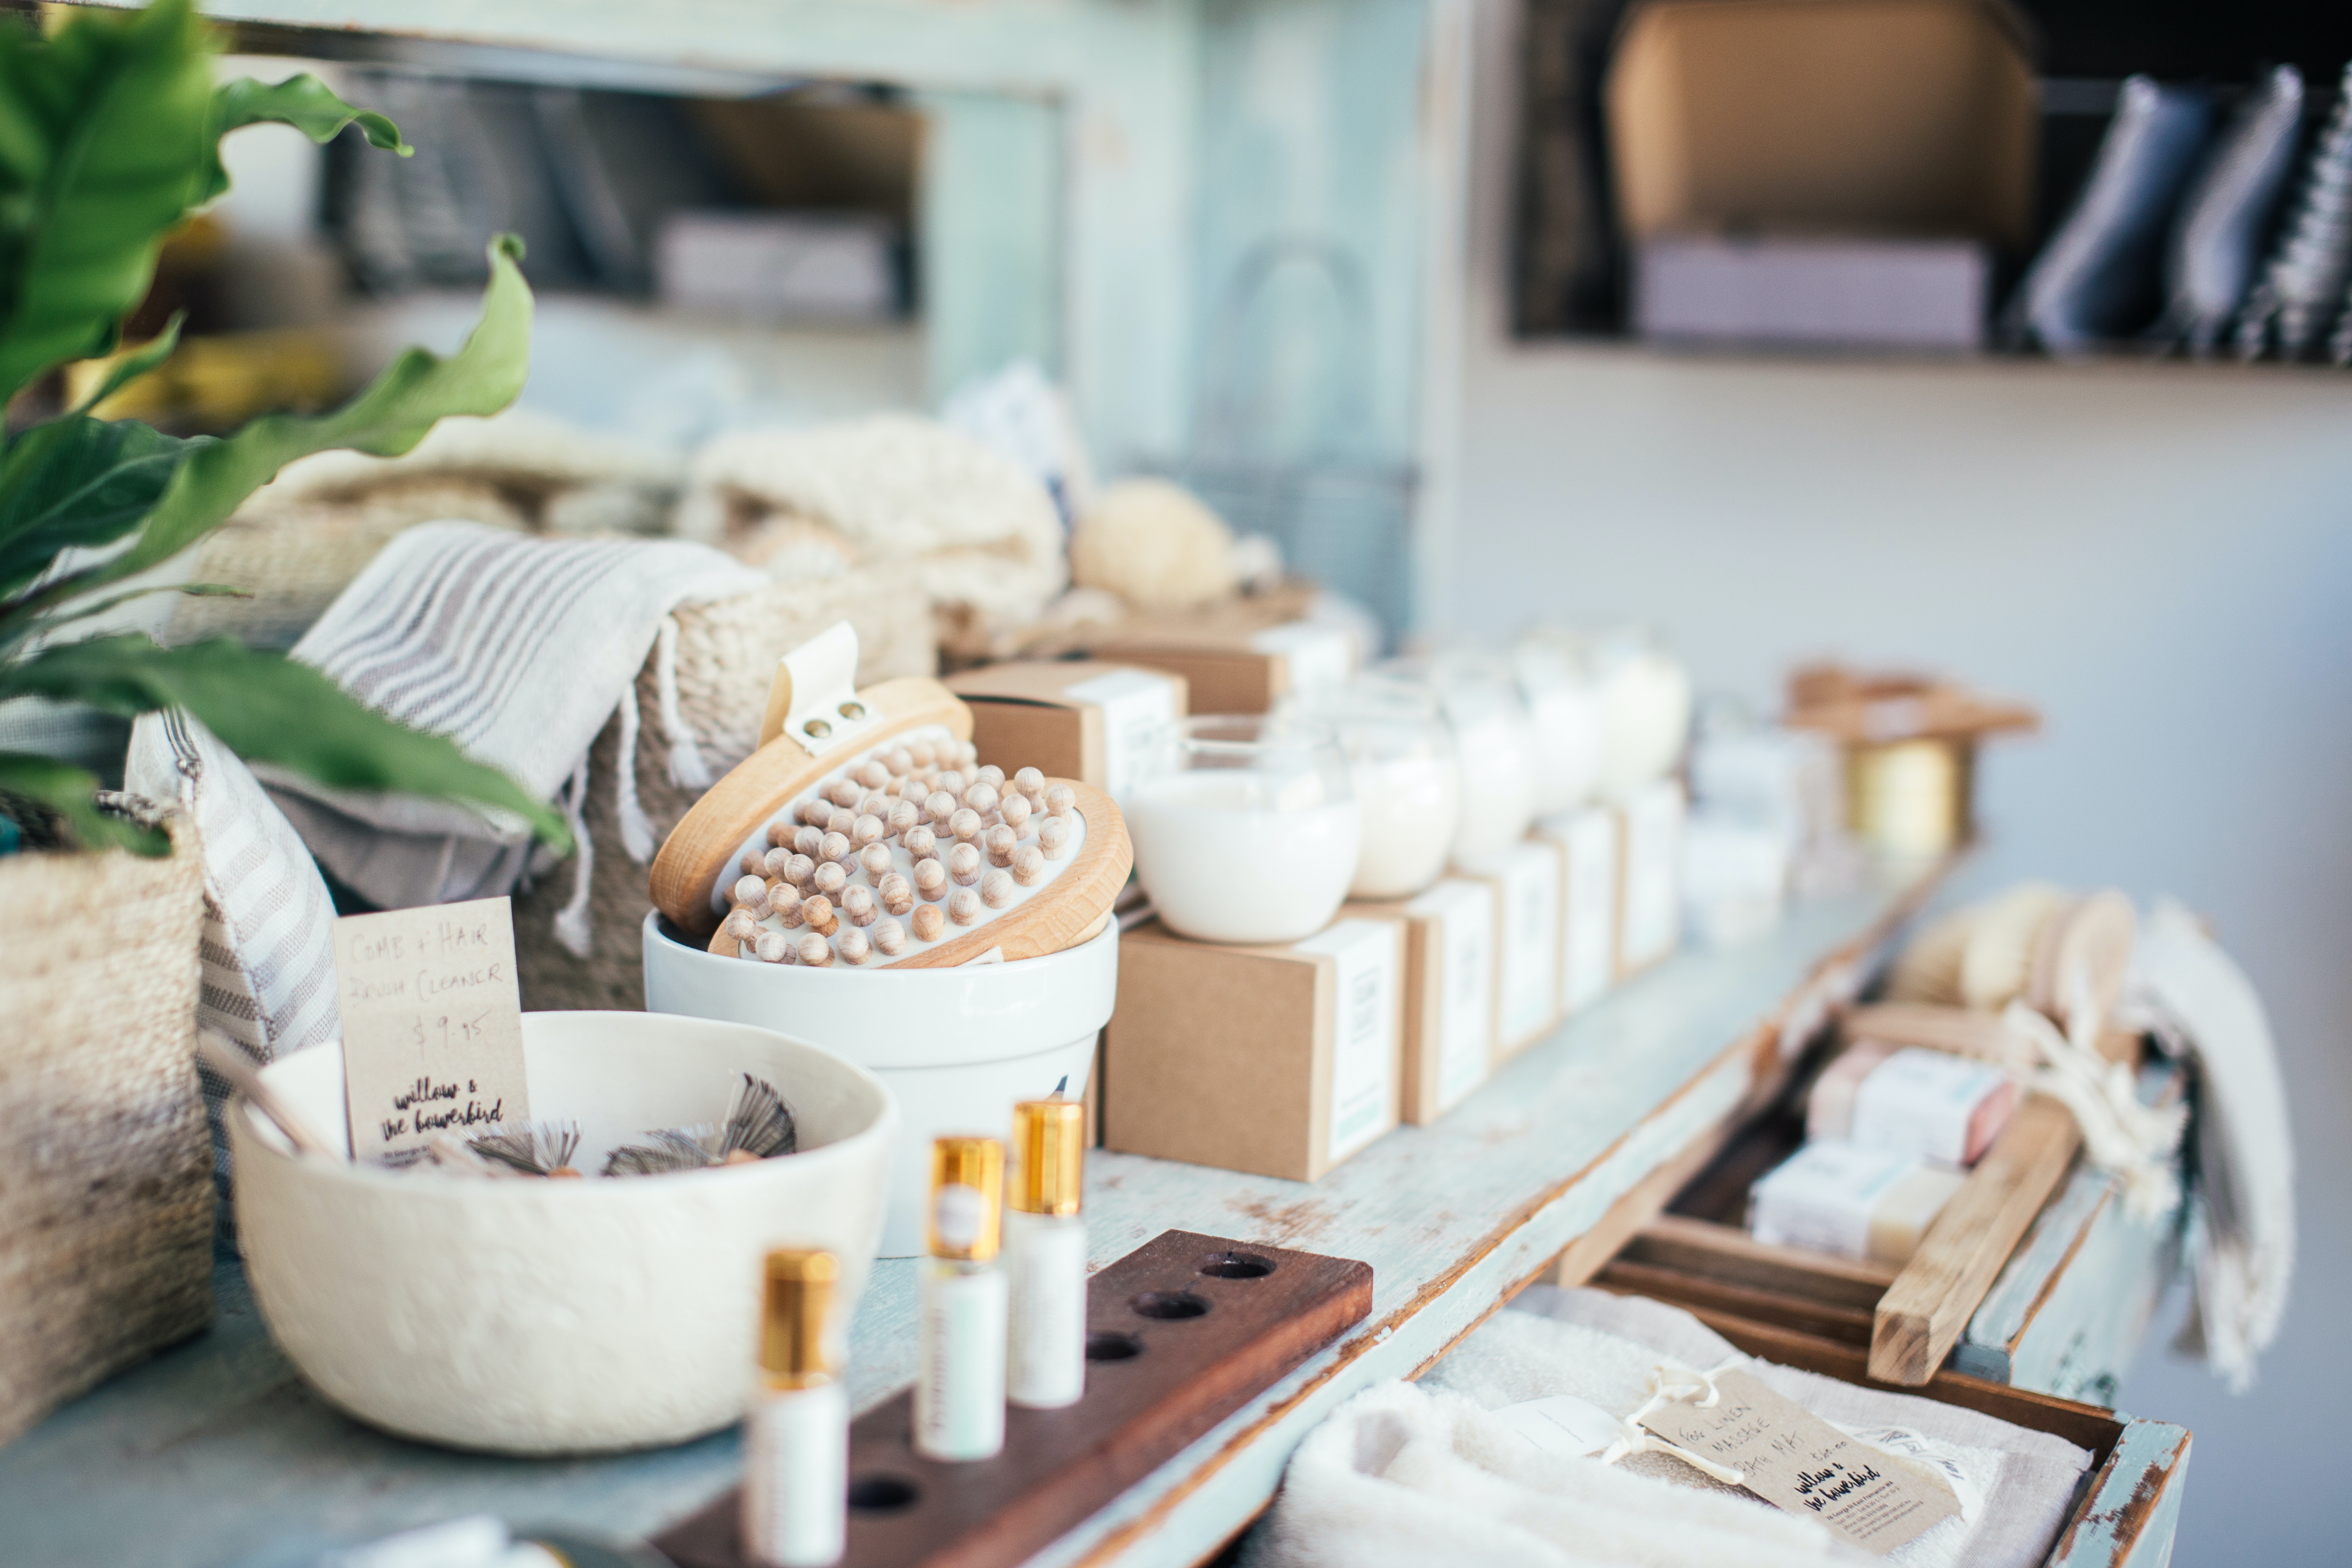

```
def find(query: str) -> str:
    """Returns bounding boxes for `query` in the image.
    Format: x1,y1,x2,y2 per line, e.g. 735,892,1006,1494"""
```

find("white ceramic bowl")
643,913,1117,1257
230,1011,896,1456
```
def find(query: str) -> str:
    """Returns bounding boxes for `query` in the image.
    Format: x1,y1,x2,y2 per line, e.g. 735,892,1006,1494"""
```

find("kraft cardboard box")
1605,0,2036,248
1534,806,1620,1016
1616,777,1687,979
945,661,1186,803
1088,619,1353,715
1347,879,1498,1124
1453,840,1563,1059
1102,917,1402,1182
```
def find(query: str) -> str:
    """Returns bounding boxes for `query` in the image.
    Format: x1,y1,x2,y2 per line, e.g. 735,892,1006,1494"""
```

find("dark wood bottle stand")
655,1229,1374,1568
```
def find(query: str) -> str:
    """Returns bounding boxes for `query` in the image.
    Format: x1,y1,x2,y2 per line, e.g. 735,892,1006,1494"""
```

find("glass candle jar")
1588,628,1692,801
1513,633,1606,818
1292,677,1464,900
1127,716,1361,944
1383,656,1539,863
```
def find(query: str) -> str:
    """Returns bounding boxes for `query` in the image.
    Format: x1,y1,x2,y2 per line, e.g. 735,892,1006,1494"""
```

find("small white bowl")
230,1011,897,1456
643,914,1117,1257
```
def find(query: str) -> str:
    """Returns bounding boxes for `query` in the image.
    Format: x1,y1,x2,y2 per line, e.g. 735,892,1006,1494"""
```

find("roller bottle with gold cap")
915,1136,1008,1461
741,1249,846,1568
1005,1097,1088,1409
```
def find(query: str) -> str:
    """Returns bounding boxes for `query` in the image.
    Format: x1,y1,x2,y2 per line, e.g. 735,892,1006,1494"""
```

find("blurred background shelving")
1514,0,2352,350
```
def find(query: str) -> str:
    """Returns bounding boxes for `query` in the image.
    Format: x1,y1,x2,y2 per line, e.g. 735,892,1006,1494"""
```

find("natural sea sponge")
1068,478,1237,611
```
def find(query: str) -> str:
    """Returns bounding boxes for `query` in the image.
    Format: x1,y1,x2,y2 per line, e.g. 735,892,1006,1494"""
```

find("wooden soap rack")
654,1230,1374,1568
1594,1019,2177,1385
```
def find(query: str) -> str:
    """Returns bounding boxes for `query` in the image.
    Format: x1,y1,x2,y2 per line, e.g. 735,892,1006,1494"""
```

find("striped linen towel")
126,709,341,1224
257,521,763,951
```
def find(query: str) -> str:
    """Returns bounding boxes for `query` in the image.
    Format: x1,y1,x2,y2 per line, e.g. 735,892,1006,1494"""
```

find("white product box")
1457,840,1564,1057
1350,878,1499,1124
1634,236,1988,352
656,210,897,322
1536,806,1619,1015
1616,777,1685,978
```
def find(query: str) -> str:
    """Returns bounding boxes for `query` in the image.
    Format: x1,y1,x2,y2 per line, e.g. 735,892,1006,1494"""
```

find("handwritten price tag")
334,896,528,1161
1641,1369,1959,1555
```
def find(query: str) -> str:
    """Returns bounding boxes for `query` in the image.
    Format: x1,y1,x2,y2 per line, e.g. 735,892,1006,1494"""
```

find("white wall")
1447,5,2352,1559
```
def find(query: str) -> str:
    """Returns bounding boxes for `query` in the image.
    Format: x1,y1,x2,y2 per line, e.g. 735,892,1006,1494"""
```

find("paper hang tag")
334,896,528,1162
1638,1369,1960,1556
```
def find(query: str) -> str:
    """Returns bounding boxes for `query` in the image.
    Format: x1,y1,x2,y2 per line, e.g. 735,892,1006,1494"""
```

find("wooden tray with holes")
652,1230,1374,1568
650,674,1131,968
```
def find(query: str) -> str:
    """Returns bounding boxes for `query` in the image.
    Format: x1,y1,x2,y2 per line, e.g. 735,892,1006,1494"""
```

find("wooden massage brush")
1850,885,2141,1068
649,624,1132,969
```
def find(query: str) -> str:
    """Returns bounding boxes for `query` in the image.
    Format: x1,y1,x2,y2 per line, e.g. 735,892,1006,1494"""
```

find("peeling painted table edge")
2049,1419,2191,1568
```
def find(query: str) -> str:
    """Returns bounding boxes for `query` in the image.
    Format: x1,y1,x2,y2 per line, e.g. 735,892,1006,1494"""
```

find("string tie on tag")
1597,1358,1748,1485
2001,994,2185,1220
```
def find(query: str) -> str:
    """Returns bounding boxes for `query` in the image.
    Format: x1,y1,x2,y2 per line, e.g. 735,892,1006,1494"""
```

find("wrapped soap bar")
1749,1141,1966,1268
1807,1043,2016,1167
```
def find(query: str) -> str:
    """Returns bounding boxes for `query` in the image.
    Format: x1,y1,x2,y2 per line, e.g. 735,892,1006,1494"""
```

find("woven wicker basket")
512,569,936,1011
163,490,526,650
0,809,213,1445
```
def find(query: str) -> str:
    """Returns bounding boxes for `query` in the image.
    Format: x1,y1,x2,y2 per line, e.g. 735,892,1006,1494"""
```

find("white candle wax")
1349,749,1461,899
1128,770,1361,944
1446,707,1538,862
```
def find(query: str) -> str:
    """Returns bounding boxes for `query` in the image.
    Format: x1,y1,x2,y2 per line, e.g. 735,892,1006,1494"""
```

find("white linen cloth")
2119,899,2296,1390
1245,1288,2092,1568
125,709,341,1213
257,522,762,943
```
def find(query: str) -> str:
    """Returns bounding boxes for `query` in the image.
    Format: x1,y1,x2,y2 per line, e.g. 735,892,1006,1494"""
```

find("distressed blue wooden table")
11,867,2137,1568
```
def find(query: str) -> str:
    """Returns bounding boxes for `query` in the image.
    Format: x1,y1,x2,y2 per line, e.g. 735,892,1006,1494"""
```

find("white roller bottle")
741,1248,847,1568
1005,1098,1088,1409
915,1136,1008,1461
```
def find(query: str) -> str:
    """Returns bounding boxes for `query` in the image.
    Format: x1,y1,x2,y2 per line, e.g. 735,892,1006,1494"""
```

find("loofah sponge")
676,415,1068,660
1068,478,1239,612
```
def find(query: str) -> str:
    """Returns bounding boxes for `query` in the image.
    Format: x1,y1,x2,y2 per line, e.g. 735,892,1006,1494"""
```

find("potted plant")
0,0,570,1444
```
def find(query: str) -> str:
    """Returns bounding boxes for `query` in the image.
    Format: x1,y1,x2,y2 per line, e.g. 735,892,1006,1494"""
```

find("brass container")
1846,737,1973,859
758,1249,839,1389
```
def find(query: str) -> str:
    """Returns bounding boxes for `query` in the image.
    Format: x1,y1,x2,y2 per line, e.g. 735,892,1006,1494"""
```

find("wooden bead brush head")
650,624,1131,969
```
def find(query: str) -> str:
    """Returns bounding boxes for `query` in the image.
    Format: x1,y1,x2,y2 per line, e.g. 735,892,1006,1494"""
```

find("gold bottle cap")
928,1136,1004,1262
758,1249,838,1383
1011,1099,1086,1216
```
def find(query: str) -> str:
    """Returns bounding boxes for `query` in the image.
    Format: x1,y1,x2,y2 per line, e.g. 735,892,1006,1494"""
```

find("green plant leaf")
0,633,572,851
200,73,409,205
66,309,184,416
0,749,165,854
0,0,217,405
41,235,532,608
0,412,187,601
9,579,247,654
